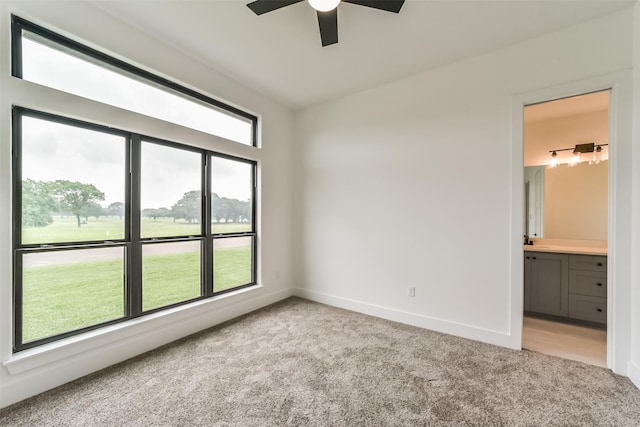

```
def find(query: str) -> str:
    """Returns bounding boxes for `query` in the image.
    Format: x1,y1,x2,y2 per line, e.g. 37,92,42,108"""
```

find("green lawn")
22,247,252,343
142,251,201,312
23,217,251,244
23,217,126,244
214,246,252,293
23,256,124,343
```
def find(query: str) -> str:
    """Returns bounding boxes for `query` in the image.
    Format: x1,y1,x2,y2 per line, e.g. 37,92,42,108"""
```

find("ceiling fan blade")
343,0,405,13
247,0,304,15
317,9,338,47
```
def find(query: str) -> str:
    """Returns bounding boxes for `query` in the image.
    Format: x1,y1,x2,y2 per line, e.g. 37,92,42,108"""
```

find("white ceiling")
524,90,610,123
90,0,635,111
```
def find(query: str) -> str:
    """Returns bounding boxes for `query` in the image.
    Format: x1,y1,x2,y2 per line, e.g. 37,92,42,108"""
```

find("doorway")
521,90,609,367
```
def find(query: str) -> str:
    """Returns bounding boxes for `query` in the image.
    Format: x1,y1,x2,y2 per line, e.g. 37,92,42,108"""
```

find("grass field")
22,239,252,343
23,256,124,343
23,217,251,244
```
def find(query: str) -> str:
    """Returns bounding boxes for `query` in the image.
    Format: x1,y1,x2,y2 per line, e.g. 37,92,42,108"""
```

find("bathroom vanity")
524,245,607,324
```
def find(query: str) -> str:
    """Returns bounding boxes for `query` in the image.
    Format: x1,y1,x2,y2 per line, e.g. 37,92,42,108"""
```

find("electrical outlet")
407,286,415,297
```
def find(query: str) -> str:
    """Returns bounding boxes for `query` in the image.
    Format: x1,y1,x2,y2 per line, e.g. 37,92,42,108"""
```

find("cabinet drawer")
568,294,607,324
569,255,607,272
569,271,607,298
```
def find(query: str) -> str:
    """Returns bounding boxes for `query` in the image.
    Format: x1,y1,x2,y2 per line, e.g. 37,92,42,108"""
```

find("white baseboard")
1,286,293,409
293,287,512,348
629,360,640,390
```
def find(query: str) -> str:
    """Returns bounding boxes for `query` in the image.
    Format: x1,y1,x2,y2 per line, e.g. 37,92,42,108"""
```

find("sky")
22,117,252,209
23,34,253,145
20,34,253,209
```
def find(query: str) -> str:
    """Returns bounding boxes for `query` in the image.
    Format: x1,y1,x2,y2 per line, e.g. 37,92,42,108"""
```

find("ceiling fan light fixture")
308,0,341,12
247,0,405,46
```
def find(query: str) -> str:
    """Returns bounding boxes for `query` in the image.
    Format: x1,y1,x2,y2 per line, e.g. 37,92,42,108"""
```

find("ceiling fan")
246,0,406,47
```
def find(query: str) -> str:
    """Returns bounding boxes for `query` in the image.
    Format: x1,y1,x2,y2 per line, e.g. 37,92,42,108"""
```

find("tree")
239,199,251,222
212,193,251,223
107,202,124,219
211,193,228,222
157,207,171,219
51,180,105,228
143,208,165,221
81,201,104,221
171,191,201,223
211,193,222,222
22,179,56,227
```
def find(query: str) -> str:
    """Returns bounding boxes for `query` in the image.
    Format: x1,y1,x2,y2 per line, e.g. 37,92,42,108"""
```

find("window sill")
3,284,262,375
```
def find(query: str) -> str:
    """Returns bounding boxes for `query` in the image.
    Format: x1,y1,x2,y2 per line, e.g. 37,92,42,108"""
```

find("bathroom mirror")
525,163,607,240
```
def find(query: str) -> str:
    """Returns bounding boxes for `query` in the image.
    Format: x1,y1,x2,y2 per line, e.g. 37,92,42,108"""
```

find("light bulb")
308,0,341,12
548,152,559,168
569,153,580,167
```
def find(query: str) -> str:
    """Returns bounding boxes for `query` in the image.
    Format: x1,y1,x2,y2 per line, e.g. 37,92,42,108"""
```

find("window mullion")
13,252,24,350
10,16,23,77
129,134,142,317
12,108,23,350
204,154,213,297
251,164,257,284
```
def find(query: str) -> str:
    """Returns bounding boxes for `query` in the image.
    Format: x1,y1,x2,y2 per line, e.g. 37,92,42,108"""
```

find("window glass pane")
22,247,125,342
211,157,253,234
21,116,126,245
22,31,253,145
213,236,253,292
141,142,201,238
143,241,201,311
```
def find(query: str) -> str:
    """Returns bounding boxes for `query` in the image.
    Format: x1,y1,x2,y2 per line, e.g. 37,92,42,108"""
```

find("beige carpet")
1,297,639,426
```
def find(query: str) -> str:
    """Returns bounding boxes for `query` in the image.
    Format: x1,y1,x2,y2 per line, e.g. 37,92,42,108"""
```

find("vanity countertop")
523,245,607,256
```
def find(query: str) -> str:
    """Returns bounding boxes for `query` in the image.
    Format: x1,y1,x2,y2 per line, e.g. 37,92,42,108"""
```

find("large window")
12,16,257,146
11,16,258,352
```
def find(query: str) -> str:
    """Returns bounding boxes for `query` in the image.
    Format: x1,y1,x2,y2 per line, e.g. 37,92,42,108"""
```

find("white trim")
6,78,260,161
293,288,512,348
509,94,525,350
0,286,293,409
510,70,634,375
629,360,640,390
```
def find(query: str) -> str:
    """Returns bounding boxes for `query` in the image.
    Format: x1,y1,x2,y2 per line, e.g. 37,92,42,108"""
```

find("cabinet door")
529,252,569,316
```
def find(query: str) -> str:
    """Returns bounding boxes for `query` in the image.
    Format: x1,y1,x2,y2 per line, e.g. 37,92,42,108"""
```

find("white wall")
294,7,634,363
0,1,295,407
629,0,640,390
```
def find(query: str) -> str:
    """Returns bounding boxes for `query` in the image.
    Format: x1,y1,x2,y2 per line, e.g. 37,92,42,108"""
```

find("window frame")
11,15,260,353
13,106,257,351
12,108,133,348
209,152,258,292
11,15,258,147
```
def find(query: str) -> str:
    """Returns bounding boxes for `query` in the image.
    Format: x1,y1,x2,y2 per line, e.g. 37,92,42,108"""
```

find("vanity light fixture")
548,142,608,168
597,145,608,163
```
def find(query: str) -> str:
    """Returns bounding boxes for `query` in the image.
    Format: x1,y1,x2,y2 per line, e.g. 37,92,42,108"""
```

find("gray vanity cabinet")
524,252,569,317
524,251,607,324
